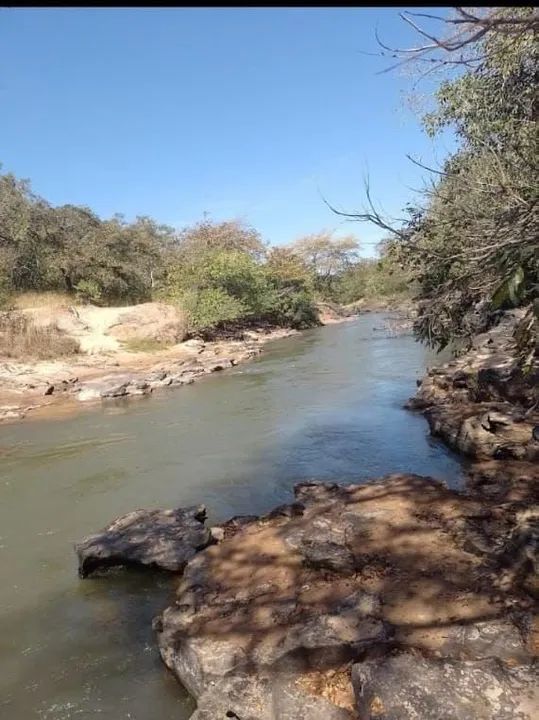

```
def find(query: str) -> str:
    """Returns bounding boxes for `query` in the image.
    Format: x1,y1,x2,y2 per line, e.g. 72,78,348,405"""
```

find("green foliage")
335,255,413,305
74,279,103,305
179,288,246,332
173,218,266,262
0,172,171,304
264,247,320,328
264,288,320,329
163,225,321,333
289,231,360,298
390,8,538,351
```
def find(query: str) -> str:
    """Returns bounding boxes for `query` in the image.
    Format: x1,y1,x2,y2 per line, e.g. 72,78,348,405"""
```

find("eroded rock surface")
75,505,211,577
352,652,539,720
407,309,539,461
154,474,538,720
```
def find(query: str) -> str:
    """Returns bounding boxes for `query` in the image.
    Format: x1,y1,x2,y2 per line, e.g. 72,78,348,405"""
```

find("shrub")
264,288,320,329
74,279,103,305
180,288,246,333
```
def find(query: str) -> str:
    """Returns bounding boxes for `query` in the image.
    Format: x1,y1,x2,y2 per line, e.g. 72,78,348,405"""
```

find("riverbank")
70,305,537,720
76,469,538,720
0,302,371,424
407,307,538,466
0,324,300,424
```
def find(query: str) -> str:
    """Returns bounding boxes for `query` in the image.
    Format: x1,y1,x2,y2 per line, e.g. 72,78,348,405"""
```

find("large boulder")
352,651,539,720
75,505,211,577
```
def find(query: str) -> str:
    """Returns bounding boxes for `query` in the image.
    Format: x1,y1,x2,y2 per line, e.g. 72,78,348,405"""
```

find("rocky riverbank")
407,307,538,465
76,470,538,719
0,325,299,424
0,299,365,425
70,305,537,718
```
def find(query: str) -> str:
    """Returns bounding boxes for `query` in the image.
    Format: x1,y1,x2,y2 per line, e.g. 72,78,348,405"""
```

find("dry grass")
0,312,80,360
11,291,79,311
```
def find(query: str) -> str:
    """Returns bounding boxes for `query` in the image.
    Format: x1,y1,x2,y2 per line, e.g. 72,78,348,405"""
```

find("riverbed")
0,314,463,720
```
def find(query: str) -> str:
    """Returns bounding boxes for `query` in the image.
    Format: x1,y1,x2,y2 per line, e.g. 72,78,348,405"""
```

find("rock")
206,358,234,372
75,505,211,577
99,380,130,398
408,307,538,461
183,339,205,350
424,403,534,459
396,615,535,665
352,652,539,720
190,671,354,720
213,514,259,540
154,474,539,720
44,384,54,396
77,387,102,402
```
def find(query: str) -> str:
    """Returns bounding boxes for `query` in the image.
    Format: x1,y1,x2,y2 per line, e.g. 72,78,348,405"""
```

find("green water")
0,315,462,719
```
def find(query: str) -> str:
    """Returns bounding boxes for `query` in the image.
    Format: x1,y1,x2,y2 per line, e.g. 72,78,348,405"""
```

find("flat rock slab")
352,651,539,720
75,505,211,577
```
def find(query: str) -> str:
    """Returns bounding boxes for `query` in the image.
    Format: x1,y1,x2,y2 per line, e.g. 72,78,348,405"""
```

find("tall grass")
11,292,79,310
0,312,80,360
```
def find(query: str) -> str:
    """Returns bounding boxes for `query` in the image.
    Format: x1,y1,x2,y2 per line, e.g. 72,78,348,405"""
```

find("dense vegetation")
342,7,538,362
0,173,411,336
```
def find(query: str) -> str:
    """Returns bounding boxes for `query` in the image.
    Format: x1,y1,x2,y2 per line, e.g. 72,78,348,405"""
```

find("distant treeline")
0,173,411,333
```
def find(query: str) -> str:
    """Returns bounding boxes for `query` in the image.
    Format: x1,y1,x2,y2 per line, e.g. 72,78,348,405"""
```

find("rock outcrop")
407,309,539,461
75,505,211,577
151,475,538,720
352,652,538,720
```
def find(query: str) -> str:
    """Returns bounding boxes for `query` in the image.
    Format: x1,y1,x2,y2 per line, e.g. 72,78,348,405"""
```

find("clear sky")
0,7,455,256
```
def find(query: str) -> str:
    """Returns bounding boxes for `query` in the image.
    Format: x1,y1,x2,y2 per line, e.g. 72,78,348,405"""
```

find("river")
0,314,463,720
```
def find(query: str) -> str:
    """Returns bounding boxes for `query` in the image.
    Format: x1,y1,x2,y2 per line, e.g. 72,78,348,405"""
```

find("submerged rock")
75,505,211,577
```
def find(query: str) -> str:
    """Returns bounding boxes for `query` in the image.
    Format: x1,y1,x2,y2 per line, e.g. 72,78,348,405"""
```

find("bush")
180,288,246,333
264,288,320,329
74,279,103,305
0,312,80,359
335,257,413,305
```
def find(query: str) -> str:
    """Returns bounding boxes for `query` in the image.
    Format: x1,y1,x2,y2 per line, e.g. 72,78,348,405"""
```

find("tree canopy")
335,6,538,356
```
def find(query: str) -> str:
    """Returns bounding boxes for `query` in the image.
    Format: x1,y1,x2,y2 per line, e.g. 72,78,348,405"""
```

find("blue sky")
0,7,455,256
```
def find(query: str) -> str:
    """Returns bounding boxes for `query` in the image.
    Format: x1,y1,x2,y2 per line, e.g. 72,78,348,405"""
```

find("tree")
173,218,267,264
290,231,360,297
330,7,538,351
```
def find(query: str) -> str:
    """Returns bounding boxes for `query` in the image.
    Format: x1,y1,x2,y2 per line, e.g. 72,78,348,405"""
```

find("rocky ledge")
76,472,538,719
406,308,539,462
75,505,212,578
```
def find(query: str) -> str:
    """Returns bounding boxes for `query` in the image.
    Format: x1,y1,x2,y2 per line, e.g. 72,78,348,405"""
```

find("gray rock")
190,672,353,720
156,587,387,710
352,652,539,720
75,505,211,577
99,380,131,398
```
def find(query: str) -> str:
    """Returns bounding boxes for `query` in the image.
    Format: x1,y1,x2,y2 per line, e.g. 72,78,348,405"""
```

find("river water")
0,315,463,720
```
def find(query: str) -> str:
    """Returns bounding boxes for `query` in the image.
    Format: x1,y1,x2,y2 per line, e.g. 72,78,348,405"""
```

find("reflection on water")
0,314,462,719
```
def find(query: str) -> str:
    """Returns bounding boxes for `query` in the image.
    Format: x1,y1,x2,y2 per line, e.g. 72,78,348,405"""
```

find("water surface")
0,314,462,719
